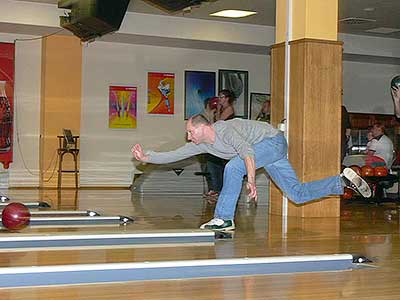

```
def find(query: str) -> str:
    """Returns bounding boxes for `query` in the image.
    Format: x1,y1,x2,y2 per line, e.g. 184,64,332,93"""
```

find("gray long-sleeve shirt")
145,118,280,164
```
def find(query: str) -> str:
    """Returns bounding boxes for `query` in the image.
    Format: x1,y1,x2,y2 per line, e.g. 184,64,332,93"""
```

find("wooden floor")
1,188,400,299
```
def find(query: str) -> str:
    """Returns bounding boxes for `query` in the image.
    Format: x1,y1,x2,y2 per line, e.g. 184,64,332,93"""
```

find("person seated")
365,123,394,168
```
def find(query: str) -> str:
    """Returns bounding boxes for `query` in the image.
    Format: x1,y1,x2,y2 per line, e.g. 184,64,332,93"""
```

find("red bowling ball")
374,166,388,177
342,187,354,200
361,165,374,177
2,202,31,230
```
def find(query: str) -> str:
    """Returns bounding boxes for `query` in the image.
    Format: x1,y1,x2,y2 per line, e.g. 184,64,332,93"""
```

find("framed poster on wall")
147,72,175,115
184,70,216,119
109,85,137,128
0,42,15,169
218,69,248,118
250,93,270,122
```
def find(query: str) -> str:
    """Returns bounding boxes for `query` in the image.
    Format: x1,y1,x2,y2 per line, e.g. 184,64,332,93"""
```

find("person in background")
197,97,218,193
366,126,374,152
364,126,385,167
366,123,394,168
202,97,218,123
204,90,236,203
215,89,235,121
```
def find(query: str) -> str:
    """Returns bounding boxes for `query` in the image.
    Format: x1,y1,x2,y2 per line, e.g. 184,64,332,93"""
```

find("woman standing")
215,89,235,121
205,89,236,203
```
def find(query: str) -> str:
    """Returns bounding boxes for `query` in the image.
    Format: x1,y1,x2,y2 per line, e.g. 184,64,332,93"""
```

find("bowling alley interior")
1,0,400,299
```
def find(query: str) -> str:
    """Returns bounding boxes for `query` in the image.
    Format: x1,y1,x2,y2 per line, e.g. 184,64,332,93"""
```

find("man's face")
186,120,204,144
372,126,382,137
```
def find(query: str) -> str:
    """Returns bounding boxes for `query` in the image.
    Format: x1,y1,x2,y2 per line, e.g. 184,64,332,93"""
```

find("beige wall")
80,42,270,186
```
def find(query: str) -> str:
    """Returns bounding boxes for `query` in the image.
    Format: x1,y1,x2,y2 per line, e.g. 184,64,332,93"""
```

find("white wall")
80,41,270,186
0,33,41,188
343,61,400,114
340,33,400,58
2,33,400,187
1,0,400,187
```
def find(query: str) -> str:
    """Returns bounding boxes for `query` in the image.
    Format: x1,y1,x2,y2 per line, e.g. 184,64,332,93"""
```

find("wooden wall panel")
270,39,342,218
40,35,82,188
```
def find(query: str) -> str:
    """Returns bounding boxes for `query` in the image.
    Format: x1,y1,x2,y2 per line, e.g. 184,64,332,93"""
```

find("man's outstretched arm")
131,143,205,164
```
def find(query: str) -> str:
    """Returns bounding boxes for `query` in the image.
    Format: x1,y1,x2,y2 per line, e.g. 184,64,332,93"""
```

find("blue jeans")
214,134,344,220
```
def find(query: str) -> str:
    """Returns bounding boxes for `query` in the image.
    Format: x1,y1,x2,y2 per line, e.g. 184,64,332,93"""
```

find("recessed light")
210,10,257,18
363,7,375,12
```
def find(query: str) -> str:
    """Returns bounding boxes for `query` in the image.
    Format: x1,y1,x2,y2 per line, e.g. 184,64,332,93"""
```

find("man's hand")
244,156,257,202
131,144,149,162
246,181,258,202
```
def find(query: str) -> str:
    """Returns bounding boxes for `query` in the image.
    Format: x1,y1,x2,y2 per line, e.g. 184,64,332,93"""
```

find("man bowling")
132,115,371,231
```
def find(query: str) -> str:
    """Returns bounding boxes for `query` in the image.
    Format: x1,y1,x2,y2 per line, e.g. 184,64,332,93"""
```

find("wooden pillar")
270,0,342,217
40,35,82,188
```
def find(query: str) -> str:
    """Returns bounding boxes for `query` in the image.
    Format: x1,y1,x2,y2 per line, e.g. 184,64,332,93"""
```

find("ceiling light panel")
210,10,257,18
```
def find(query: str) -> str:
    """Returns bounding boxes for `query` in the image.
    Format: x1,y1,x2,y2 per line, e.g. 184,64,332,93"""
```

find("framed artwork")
0,42,15,169
218,69,248,118
184,70,216,119
109,85,137,128
250,93,271,122
147,72,175,115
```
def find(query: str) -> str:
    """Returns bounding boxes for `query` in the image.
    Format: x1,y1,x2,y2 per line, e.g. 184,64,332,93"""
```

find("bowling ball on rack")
1,202,31,231
391,75,400,89
361,165,374,177
374,166,388,177
342,187,354,200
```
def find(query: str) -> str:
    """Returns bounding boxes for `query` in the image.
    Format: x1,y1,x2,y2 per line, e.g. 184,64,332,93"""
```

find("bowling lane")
1,188,400,298
0,189,381,273
0,189,267,268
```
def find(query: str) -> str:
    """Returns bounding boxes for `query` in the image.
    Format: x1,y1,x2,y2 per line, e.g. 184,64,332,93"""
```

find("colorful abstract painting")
147,72,175,115
184,71,216,119
0,42,14,168
109,85,137,129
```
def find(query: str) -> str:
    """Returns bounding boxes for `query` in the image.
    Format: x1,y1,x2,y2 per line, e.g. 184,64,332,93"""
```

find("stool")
57,135,79,189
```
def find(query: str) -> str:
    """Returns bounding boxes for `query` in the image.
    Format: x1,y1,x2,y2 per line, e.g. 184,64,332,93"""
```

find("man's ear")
198,123,208,133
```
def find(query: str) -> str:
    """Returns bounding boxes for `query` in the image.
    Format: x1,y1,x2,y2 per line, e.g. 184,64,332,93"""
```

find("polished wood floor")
0,188,400,299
